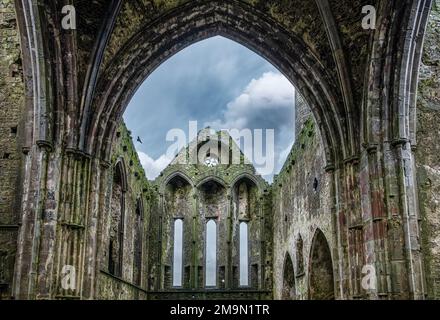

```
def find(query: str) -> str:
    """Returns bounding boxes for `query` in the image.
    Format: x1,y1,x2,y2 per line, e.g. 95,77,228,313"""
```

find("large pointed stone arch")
83,0,350,168
4,0,434,300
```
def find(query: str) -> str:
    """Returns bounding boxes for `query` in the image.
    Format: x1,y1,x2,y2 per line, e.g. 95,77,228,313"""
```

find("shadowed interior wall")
282,253,296,300
0,0,24,299
308,230,335,300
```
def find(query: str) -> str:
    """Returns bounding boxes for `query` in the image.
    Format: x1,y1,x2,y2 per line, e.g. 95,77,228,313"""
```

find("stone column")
191,188,199,289
13,144,53,299
158,192,164,290
226,189,233,289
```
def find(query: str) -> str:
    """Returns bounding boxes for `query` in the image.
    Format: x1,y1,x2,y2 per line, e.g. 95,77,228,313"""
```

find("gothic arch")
84,0,349,167
196,176,228,190
7,0,434,300
161,171,194,193
362,0,433,145
282,252,296,300
231,173,264,195
108,159,128,276
308,229,335,300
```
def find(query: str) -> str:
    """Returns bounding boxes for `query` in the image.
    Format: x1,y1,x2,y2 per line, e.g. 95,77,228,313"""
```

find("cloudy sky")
123,36,295,182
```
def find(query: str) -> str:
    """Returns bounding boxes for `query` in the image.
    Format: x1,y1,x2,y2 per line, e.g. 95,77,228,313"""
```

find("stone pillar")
226,189,232,289
13,144,53,299
158,192,164,290
343,157,365,299
191,188,199,289
359,144,390,299
258,195,264,290
393,141,425,299
84,158,108,299
330,166,350,299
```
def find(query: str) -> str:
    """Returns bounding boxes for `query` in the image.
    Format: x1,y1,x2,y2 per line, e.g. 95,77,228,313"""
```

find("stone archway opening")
4,0,434,301
88,1,347,169
282,253,296,300
308,229,335,300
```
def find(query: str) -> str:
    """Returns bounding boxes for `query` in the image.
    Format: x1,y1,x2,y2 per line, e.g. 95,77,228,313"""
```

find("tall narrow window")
205,220,217,287
239,222,249,286
173,219,183,287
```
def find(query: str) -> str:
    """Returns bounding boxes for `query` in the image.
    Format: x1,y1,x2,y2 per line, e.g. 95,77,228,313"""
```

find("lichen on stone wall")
0,0,24,299
417,1,440,300
272,113,334,300
98,121,152,298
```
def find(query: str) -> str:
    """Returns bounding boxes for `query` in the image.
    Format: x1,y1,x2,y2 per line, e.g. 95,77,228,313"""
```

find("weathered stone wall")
272,117,335,300
0,0,435,301
146,132,273,299
417,1,440,300
0,0,24,299
97,122,152,299
97,272,148,300
294,92,310,138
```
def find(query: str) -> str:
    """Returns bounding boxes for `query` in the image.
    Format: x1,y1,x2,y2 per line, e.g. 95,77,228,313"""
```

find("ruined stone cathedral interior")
0,0,439,301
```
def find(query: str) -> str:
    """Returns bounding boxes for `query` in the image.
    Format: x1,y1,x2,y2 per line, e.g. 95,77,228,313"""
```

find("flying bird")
137,136,143,144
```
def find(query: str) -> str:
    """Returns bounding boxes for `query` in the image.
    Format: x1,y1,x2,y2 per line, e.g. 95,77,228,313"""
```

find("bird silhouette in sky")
137,136,143,144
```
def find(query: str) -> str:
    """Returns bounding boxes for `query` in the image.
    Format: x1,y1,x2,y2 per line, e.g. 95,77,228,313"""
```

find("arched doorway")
308,229,334,300
282,253,296,300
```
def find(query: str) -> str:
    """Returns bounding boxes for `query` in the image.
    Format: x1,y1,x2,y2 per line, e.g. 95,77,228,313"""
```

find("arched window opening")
282,253,296,300
205,220,217,287
239,222,249,286
173,219,184,287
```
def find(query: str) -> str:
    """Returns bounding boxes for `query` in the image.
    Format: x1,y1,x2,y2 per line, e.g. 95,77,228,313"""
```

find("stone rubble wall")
416,1,440,300
0,0,24,299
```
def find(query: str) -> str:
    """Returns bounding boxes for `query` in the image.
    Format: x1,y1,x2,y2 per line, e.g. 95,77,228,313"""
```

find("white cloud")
137,151,173,180
205,71,295,181
134,71,295,183
206,71,294,130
